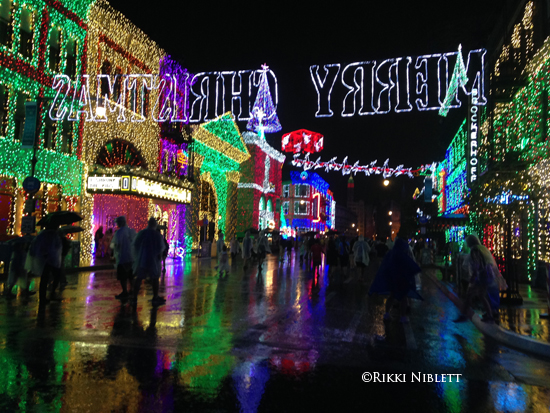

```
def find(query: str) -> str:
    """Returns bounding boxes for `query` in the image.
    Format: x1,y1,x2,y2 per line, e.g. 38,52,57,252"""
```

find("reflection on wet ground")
1,255,550,412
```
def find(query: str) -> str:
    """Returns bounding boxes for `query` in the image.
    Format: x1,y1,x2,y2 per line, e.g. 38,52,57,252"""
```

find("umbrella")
59,226,84,235
37,211,83,227
281,129,324,153
304,231,318,236
326,229,339,236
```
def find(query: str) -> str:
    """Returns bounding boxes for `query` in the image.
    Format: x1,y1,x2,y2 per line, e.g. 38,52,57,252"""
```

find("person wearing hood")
215,230,225,274
369,237,422,323
242,231,252,270
353,235,371,280
454,235,507,323
257,230,271,270
132,217,166,306
110,216,136,300
28,222,63,304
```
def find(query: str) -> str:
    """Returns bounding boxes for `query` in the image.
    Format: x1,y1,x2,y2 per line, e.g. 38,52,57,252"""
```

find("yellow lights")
80,0,166,265
383,179,390,186
389,221,392,226
352,223,355,227
388,211,393,216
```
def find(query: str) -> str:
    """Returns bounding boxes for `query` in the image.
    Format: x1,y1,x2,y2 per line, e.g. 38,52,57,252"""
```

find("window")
282,184,289,198
267,199,272,213
259,196,265,211
0,84,8,136
65,39,77,78
282,201,289,215
13,93,29,141
43,115,55,150
60,120,73,154
294,201,309,215
19,8,34,59
0,0,13,48
295,184,309,198
48,27,61,72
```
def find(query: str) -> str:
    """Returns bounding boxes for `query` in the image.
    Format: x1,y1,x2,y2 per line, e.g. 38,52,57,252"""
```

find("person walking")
28,222,63,304
310,239,324,277
219,245,230,276
454,235,507,323
369,237,422,323
339,236,351,279
242,231,253,269
110,216,136,300
257,230,271,271
215,230,225,274
94,226,104,257
132,217,166,306
326,235,339,284
353,235,371,281
230,236,240,262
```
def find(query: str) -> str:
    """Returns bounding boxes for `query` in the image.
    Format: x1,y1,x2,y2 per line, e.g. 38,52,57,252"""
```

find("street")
2,254,550,412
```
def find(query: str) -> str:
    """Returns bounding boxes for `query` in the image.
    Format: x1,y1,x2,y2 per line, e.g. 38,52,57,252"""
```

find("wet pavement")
437,271,550,342
2,254,550,412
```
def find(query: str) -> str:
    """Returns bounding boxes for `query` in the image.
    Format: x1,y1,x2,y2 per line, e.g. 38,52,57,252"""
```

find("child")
219,245,230,276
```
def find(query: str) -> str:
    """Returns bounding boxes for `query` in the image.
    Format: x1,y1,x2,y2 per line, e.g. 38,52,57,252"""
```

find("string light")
310,48,486,118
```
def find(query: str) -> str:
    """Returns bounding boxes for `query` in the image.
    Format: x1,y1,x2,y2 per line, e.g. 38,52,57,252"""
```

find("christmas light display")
236,130,283,234
189,67,279,123
310,48,486,118
281,129,323,153
439,45,468,117
0,0,94,236
191,113,249,244
290,171,329,195
80,0,165,264
292,153,435,178
246,64,281,136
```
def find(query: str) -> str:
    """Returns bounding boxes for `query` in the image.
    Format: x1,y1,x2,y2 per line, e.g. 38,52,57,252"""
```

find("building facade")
235,131,284,235
280,171,335,235
0,0,93,238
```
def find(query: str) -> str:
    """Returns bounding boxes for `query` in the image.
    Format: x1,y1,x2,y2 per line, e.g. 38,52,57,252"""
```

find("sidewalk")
426,266,550,358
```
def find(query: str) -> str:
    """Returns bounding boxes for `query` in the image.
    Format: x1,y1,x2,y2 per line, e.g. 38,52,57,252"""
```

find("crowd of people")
4,218,507,323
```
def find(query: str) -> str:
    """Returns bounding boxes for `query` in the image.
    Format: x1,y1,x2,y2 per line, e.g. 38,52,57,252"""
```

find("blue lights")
290,171,329,195
484,193,529,205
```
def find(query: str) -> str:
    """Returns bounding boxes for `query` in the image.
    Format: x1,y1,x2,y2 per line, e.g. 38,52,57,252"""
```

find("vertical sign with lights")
467,88,481,188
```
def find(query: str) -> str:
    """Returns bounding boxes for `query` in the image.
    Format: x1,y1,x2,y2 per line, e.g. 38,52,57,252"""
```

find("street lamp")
389,221,392,226
383,179,390,186
388,211,392,216
352,223,355,227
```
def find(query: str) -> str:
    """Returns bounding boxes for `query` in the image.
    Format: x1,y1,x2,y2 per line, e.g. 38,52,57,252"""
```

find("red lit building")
236,131,285,234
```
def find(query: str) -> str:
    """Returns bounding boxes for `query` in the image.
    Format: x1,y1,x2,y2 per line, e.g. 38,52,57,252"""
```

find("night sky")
110,0,502,206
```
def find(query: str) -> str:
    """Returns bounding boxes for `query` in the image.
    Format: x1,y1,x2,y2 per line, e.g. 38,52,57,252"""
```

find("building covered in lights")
79,0,193,264
0,0,93,238
280,171,335,236
188,113,250,249
235,131,285,235
429,0,550,285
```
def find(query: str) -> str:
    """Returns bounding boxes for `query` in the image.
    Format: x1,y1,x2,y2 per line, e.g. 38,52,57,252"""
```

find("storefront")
86,165,192,259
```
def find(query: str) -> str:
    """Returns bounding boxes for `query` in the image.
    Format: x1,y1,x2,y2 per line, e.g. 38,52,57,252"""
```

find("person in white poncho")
353,236,371,280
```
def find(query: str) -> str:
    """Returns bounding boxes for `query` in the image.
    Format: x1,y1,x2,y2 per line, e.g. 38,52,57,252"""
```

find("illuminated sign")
50,68,278,124
87,175,191,203
87,176,121,190
310,48,486,118
467,88,481,187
